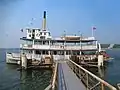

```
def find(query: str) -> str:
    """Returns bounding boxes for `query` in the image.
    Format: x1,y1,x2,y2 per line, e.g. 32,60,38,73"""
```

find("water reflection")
19,69,52,90
98,67,105,78
84,66,106,79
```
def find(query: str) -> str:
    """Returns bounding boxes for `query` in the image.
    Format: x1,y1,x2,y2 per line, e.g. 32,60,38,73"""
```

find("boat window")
32,34,35,39
43,41,45,45
54,51,57,55
33,29,35,32
29,51,32,53
42,50,45,54
44,32,46,35
35,50,41,54
29,34,31,37
48,32,51,36
40,32,42,35
36,34,38,36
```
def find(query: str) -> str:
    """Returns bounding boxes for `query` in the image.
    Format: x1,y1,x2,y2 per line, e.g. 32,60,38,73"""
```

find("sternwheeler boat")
6,11,112,67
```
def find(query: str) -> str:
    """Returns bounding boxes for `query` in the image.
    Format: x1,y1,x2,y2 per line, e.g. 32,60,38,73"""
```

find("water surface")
0,48,120,89
0,48,52,90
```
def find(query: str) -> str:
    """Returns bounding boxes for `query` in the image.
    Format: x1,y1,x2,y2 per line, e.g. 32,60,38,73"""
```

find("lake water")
0,48,52,90
86,49,120,88
0,48,120,90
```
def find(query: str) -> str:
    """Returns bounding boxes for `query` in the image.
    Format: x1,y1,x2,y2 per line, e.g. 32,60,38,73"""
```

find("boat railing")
26,54,42,60
67,59,117,90
33,45,50,49
53,55,64,61
7,52,20,58
20,44,32,49
83,37,95,40
26,54,32,59
50,45,97,50
21,44,97,50
65,45,97,50
50,45,63,49
77,55,97,60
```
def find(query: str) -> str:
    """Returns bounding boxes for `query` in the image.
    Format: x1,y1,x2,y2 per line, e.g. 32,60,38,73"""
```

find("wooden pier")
7,53,117,90
45,59,117,90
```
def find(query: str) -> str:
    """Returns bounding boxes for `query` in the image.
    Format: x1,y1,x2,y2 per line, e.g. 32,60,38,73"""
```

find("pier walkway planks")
58,61,86,90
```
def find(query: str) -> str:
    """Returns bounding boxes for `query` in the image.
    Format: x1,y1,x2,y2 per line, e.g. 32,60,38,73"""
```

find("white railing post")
86,73,89,90
98,55,103,67
52,63,58,90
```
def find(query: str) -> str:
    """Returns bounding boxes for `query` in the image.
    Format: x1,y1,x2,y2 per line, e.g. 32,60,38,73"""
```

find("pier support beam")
98,55,103,67
32,50,35,61
21,53,27,69
98,43,101,52
48,51,50,55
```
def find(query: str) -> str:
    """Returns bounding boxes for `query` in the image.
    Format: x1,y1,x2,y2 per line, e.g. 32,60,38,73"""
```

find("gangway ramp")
45,60,117,90
58,61,86,90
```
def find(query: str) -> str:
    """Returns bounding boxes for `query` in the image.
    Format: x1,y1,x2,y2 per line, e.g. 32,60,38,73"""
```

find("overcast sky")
0,0,120,48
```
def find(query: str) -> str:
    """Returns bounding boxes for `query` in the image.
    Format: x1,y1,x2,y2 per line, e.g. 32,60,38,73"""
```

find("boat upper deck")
20,36,97,43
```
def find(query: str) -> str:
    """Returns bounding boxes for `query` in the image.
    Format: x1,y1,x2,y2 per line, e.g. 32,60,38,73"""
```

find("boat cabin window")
29,51,32,53
29,34,31,37
42,50,48,55
40,32,42,35
32,34,35,39
35,50,41,54
48,32,50,36
44,32,46,35
40,36,45,39
36,34,39,36
33,29,35,32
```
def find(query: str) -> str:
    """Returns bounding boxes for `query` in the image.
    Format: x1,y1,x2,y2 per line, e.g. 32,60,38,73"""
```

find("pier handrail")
44,62,58,90
51,63,58,90
68,59,117,90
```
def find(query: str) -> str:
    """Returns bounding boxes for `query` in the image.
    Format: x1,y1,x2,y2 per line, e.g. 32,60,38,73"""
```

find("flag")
21,29,23,32
92,26,96,30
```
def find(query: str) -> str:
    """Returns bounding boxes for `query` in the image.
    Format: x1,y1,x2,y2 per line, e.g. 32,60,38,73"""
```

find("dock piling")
21,53,27,69
98,55,103,67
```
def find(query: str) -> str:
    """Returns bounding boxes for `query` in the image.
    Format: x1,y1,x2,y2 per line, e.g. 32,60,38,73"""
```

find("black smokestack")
43,11,46,19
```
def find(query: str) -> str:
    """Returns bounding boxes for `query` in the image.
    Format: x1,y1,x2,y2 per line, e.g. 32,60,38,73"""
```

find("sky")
0,0,120,48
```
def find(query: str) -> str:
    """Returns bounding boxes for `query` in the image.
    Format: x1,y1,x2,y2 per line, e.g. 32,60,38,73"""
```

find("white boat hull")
6,52,20,64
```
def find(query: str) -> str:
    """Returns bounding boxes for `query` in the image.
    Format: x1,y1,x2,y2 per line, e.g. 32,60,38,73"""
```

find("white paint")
21,54,27,69
98,43,101,52
96,41,98,48
26,28,52,39
98,55,103,67
26,28,32,39
21,44,97,50
33,45,50,49
17,61,20,65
